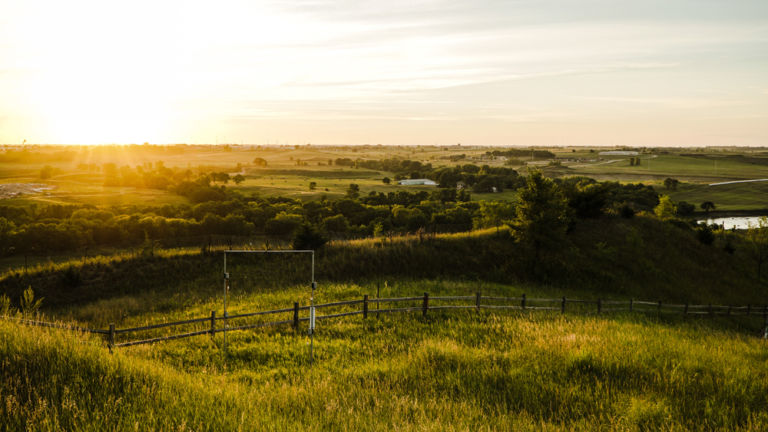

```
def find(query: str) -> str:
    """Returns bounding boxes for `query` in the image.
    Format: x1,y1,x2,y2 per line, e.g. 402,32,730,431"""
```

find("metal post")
224,270,229,354
762,305,768,339
422,293,429,317
658,300,662,316
363,295,369,319
684,303,688,315
223,253,228,354
521,293,526,310
597,299,602,314
629,298,634,312
476,292,482,311
561,296,566,314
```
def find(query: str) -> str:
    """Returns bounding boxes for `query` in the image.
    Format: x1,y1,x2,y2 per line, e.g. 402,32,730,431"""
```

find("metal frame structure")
222,250,316,360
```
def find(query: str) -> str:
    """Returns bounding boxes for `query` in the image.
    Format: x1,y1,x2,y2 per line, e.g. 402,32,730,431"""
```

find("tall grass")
3,303,768,431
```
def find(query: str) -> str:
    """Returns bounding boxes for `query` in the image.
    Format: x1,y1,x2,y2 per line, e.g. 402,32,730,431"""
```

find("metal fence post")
476,292,481,311
363,295,369,319
422,293,429,317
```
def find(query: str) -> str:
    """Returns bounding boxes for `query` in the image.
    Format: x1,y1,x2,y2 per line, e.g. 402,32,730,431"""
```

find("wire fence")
4,293,768,350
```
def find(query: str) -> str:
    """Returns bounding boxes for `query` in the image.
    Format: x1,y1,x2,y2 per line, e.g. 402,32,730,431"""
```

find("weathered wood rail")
4,293,768,350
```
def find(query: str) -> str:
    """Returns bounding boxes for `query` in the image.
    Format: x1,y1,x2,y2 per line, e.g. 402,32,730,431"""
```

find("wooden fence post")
363,295,369,319
597,299,602,314
561,297,566,314
476,292,481,311
210,311,216,338
629,298,634,312
423,293,429,317
684,303,689,316
657,300,662,316
747,304,751,316
293,302,300,330
709,304,714,317
108,323,115,353
521,293,526,310
727,305,732,316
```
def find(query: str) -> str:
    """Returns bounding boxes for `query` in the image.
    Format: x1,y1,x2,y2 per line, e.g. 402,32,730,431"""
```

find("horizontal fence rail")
4,293,768,349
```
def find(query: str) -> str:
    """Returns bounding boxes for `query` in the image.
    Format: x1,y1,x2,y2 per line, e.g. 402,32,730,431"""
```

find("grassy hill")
2,304,767,430
0,214,764,325
2,211,768,430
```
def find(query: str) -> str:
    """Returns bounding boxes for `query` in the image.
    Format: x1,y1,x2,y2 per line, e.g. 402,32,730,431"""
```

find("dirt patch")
0,183,56,200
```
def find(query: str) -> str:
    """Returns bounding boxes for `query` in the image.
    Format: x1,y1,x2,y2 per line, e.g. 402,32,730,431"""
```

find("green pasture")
566,153,768,183
666,181,768,212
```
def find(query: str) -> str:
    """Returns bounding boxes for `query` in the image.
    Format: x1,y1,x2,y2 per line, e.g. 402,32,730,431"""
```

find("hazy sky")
1,0,767,146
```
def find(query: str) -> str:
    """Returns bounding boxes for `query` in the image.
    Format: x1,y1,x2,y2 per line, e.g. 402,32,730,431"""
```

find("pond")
697,216,766,230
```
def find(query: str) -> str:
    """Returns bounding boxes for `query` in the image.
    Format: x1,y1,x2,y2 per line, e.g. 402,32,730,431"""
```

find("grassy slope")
0,215,764,327
3,305,768,431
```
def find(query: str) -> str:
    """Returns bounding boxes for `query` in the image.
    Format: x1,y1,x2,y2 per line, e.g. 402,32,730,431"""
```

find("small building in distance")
398,179,437,186
599,151,639,156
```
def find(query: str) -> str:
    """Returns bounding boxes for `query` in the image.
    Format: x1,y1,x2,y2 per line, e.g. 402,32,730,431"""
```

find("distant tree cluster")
486,149,556,159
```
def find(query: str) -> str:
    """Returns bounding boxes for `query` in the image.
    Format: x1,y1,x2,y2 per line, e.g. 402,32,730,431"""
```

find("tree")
474,200,514,235
309,181,317,190
322,214,350,234
745,217,768,283
346,183,360,199
654,195,677,220
253,157,268,167
509,171,571,277
232,174,245,185
40,165,54,180
663,177,679,191
291,223,328,250
676,201,695,217
701,201,716,213
382,177,391,185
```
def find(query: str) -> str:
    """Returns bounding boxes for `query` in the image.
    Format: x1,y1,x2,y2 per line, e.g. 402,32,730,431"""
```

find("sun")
27,66,174,145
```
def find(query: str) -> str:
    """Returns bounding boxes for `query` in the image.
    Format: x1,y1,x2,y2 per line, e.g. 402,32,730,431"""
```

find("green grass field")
3,283,767,431
3,146,768,211
666,181,768,212
2,145,768,430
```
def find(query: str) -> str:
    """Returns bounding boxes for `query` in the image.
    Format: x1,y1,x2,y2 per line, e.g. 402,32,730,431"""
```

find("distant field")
2,145,768,211
565,153,768,183
666,181,768,211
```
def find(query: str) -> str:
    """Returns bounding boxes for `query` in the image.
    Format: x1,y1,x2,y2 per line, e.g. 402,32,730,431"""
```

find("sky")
1,0,767,146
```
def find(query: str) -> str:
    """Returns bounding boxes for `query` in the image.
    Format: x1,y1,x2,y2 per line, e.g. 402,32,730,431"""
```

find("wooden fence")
4,294,768,350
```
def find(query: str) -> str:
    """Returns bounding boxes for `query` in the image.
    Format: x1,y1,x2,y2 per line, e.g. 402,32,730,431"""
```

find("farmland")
1,144,768,430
